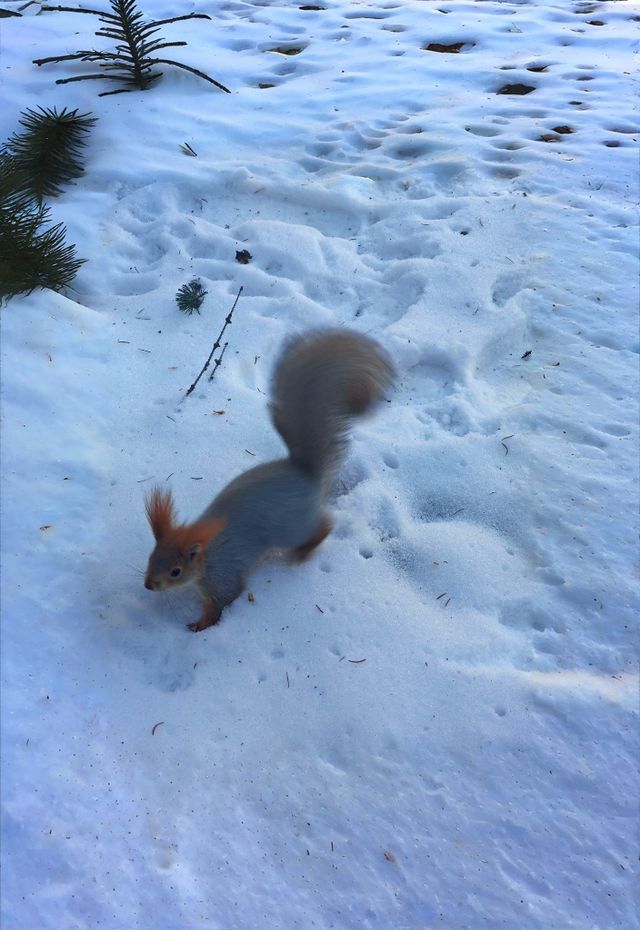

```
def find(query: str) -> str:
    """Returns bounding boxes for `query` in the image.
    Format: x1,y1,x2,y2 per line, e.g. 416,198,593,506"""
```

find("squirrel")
144,328,395,632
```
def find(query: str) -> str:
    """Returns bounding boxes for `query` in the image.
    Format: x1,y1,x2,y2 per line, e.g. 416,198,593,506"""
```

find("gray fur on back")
198,459,323,605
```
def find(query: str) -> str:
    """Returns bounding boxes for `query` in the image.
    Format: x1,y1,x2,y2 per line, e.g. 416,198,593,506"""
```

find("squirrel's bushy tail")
270,329,394,479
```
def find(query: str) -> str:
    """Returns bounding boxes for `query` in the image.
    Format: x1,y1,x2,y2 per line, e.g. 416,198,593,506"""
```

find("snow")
1,0,638,928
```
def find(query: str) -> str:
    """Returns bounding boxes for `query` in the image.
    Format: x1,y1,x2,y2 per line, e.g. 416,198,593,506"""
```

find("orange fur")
145,487,178,540
170,518,226,553
146,486,225,551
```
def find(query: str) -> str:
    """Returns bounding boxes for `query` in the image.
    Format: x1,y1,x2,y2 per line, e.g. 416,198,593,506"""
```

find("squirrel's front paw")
187,617,218,633
187,601,222,632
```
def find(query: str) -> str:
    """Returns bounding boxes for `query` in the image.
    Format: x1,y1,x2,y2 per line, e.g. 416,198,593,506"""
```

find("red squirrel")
144,329,395,631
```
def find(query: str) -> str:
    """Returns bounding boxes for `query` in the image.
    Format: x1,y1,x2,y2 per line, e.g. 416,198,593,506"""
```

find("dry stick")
208,341,228,381
185,286,243,397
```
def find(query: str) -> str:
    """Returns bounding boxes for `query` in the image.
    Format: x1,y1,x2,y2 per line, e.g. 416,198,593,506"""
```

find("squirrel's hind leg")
188,596,222,633
292,516,333,562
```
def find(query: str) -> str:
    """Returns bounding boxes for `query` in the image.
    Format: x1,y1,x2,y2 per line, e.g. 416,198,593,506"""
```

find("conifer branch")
42,4,117,17
34,52,99,65
1,106,96,201
150,14,211,29
36,1,230,95
147,59,231,93
0,107,95,300
0,170,85,301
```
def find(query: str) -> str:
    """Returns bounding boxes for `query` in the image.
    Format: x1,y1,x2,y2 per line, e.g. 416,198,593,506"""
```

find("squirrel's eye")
170,567,182,578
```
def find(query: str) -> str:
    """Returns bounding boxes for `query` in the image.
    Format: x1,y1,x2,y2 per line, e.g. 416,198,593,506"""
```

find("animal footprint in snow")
375,497,400,541
431,399,476,437
492,271,529,308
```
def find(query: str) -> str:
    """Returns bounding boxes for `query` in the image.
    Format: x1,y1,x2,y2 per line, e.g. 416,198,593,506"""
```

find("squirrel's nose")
144,578,155,591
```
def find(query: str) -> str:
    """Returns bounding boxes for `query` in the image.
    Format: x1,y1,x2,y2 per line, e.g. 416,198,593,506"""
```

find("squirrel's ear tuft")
145,486,177,540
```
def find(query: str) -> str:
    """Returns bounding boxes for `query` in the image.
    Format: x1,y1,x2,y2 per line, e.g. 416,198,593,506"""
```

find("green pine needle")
176,278,207,315
1,106,97,201
0,161,85,301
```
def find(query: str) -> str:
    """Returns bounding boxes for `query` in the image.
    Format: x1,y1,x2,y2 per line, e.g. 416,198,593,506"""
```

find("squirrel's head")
144,487,225,592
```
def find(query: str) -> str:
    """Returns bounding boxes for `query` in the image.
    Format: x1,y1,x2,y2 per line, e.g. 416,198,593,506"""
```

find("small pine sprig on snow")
176,278,207,315
34,0,231,97
1,106,97,201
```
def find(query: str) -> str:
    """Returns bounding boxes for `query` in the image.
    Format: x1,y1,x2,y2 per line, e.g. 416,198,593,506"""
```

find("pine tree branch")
55,72,133,84
34,51,97,66
37,0,231,95
42,4,118,18
141,40,188,55
150,13,212,28
98,81,161,96
1,107,96,201
96,25,162,41
0,185,86,300
148,58,231,93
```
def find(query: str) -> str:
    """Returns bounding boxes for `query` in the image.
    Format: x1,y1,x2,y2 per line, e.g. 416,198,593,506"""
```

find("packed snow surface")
1,0,638,928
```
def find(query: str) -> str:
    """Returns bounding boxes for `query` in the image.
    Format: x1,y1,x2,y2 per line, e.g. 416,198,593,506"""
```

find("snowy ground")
1,0,638,928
